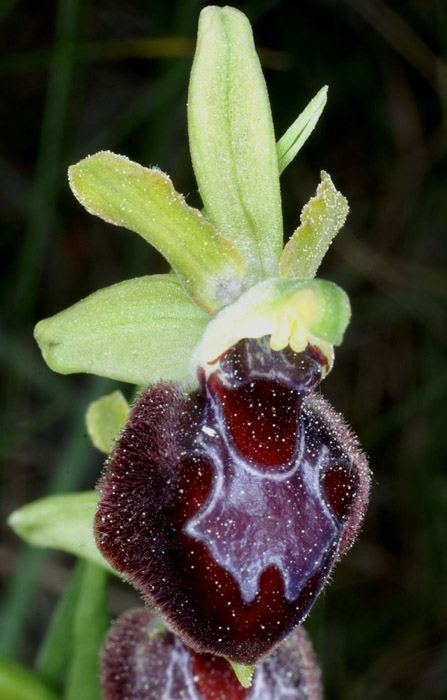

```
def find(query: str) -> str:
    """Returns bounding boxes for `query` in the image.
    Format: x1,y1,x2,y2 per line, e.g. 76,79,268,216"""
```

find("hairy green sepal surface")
188,6,283,283
69,151,247,313
34,274,210,386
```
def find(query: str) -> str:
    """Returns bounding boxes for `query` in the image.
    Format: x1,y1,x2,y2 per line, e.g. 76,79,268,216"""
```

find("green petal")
277,86,328,174
188,6,283,283
279,171,349,279
86,391,129,454
34,274,210,386
8,492,113,573
69,151,247,313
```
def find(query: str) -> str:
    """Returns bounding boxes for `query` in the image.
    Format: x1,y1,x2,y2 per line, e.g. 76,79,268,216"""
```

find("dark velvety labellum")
100,608,323,700
95,337,370,664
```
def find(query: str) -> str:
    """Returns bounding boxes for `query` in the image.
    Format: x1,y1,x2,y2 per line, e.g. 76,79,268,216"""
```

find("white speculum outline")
160,635,305,700
160,637,202,700
184,378,341,605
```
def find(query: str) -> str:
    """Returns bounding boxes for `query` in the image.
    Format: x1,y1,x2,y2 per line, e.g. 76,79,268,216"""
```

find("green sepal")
279,170,349,279
69,151,247,313
0,658,59,700
34,274,210,386
8,491,114,574
188,6,283,283
86,390,129,454
277,86,328,174
196,277,351,376
228,660,255,689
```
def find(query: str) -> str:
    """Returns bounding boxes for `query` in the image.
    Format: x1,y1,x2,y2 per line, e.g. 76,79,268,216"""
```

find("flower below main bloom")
101,608,323,700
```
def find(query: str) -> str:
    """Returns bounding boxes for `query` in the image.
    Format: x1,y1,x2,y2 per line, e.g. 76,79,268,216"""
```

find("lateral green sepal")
279,170,349,279
277,86,328,174
8,492,115,574
86,391,129,454
69,151,247,313
34,274,210,387
188,6,283,282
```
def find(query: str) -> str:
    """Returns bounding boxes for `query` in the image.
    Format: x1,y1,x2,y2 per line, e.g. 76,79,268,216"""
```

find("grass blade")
35,562,84,689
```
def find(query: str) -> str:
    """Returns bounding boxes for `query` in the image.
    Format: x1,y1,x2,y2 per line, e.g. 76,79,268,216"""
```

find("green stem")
64,562,109,700
35,562,84,690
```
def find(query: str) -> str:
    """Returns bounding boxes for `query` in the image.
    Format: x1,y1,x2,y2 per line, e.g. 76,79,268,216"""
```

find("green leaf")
188,6,283,283
65,562,109,700
69,151,247,313
0,658,59,700
277,86,328,174
86,391,129,454
34,274,210,386
8,492,113,573
279,171,349,279
35,561,84,690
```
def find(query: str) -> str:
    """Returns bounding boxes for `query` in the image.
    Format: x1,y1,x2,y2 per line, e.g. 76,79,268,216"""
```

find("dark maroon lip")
95,336,370,665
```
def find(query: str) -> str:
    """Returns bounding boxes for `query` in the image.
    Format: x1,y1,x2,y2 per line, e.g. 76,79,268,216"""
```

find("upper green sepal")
277,86,328,174
86,390,129,454
195,277,351,377
69,151,247,313
8,491,114,573
279,170,349,279
34,274,210,386
188,6,283,283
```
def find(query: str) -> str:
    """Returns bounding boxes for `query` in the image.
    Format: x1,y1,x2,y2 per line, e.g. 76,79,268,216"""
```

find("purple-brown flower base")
100,608,323,700
95,337,370,665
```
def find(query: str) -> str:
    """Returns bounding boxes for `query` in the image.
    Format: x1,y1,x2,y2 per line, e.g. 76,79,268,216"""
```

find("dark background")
0,0,446,698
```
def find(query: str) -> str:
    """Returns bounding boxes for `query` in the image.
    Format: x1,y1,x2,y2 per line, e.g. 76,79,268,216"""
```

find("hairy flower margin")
8,5,372,696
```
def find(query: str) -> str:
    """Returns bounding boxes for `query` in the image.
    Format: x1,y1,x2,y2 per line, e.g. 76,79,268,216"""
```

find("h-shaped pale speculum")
194,277,351,382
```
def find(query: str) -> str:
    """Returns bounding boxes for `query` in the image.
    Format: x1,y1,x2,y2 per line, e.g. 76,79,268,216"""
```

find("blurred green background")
0,0,446,698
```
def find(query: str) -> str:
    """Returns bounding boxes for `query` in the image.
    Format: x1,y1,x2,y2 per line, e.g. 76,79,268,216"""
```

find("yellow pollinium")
270,288,316,353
